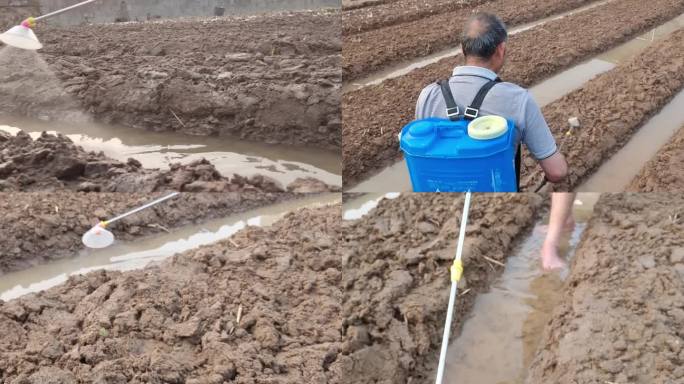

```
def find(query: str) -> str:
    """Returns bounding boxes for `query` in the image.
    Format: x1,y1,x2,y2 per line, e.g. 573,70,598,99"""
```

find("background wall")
0,0,40,29
37,0,340,26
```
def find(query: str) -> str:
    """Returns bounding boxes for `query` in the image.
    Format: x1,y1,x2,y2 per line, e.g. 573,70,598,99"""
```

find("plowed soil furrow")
526,193,684,384
520,29,684,191
0,204,343,384
627,124,684,192
342,0,684,188
342,0,597,81
343,0,491,36
0,192,294,275
336,193,542,384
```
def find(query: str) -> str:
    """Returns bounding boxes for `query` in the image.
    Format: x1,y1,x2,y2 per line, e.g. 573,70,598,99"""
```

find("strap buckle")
446,106,460,118
464,107,479,120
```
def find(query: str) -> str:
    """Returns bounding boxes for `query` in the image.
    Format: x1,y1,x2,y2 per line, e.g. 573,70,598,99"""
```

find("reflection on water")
0,193,339,302
0,115,341,187
342,192,401,220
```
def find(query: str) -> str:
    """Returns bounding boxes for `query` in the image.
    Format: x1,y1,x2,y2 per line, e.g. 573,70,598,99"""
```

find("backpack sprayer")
400,79,518,192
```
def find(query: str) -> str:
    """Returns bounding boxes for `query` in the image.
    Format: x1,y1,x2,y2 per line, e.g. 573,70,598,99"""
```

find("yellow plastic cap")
467,115,508,140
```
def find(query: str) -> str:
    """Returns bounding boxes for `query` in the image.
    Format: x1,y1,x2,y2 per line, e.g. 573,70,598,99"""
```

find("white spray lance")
82,192,180,249
435,191,472,384
0,0,99,50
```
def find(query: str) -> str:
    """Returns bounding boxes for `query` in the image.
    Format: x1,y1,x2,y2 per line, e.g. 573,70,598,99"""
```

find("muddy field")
520,29,684,191
0,129,335,193
342,0,684,188
337,193,542,383
343,0,489,35
0,204,343,383
0,10,341,149
526,193,684,383
0,192,296,275
342,0,596,81
627,124,684,192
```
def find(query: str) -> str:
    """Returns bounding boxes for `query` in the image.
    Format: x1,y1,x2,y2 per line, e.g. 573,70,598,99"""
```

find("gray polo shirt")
415,66,557,160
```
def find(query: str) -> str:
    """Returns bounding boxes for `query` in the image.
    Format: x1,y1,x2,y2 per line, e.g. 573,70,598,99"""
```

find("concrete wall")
37,0,340,26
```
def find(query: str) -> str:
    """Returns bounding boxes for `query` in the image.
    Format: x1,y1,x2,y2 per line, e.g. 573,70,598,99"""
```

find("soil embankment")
0,10,341,149
336,193,542,383
0,204,343,383
342,0,684,188
0,130,335,193
526,193,684,383
627,124,684,191
0,192,296,275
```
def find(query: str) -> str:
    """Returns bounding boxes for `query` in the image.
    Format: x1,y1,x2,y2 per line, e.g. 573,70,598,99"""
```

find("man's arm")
538,151,568,183
521,92,568,182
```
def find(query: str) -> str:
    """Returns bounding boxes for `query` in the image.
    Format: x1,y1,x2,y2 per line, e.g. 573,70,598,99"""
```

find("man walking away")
415,13,568,185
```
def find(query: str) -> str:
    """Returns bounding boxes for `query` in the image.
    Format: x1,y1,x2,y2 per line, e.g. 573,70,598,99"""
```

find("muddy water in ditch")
441,193,598,384
342,192,400,220
0,193,340,302
0,116,341,187
348,14,684,192
578,88,684,191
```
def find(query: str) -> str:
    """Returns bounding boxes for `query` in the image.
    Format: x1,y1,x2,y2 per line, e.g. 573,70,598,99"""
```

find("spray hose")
435,191,472,384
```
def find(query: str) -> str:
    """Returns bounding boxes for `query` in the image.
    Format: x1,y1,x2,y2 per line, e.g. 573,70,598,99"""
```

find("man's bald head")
462,13,508,60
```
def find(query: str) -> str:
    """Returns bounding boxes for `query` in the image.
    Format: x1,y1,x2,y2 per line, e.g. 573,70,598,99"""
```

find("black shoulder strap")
438,76,502,121
464,77,502,121
438,80,460,121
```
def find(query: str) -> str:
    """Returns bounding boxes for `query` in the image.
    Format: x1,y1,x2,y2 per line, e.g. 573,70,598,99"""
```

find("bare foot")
563,216,576,233
541,242,567,271
536,216,576,234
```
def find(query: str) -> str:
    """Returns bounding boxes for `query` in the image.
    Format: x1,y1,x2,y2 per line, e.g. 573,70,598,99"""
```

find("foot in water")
540,241,567,271
535,215,576,234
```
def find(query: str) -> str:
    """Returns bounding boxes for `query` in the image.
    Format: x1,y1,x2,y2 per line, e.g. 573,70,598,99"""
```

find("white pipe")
435,191,472,384
35,0,98,22
106,192,180,225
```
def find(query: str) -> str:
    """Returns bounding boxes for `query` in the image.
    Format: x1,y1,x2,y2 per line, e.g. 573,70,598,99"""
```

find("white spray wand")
435,191,472,384
82,192,180,249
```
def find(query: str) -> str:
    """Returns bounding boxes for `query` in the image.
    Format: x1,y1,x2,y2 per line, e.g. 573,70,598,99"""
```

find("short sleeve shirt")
415,66,557,160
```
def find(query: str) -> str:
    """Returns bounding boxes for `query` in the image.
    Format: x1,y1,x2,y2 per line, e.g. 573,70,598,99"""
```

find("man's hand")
538,151,568,183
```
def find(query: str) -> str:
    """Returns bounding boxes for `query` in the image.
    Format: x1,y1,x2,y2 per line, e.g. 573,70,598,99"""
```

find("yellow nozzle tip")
450,260,464,282
99,221,109,228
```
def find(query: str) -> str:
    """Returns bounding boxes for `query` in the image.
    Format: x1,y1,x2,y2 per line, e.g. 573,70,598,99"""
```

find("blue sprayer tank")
399,117,517,192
